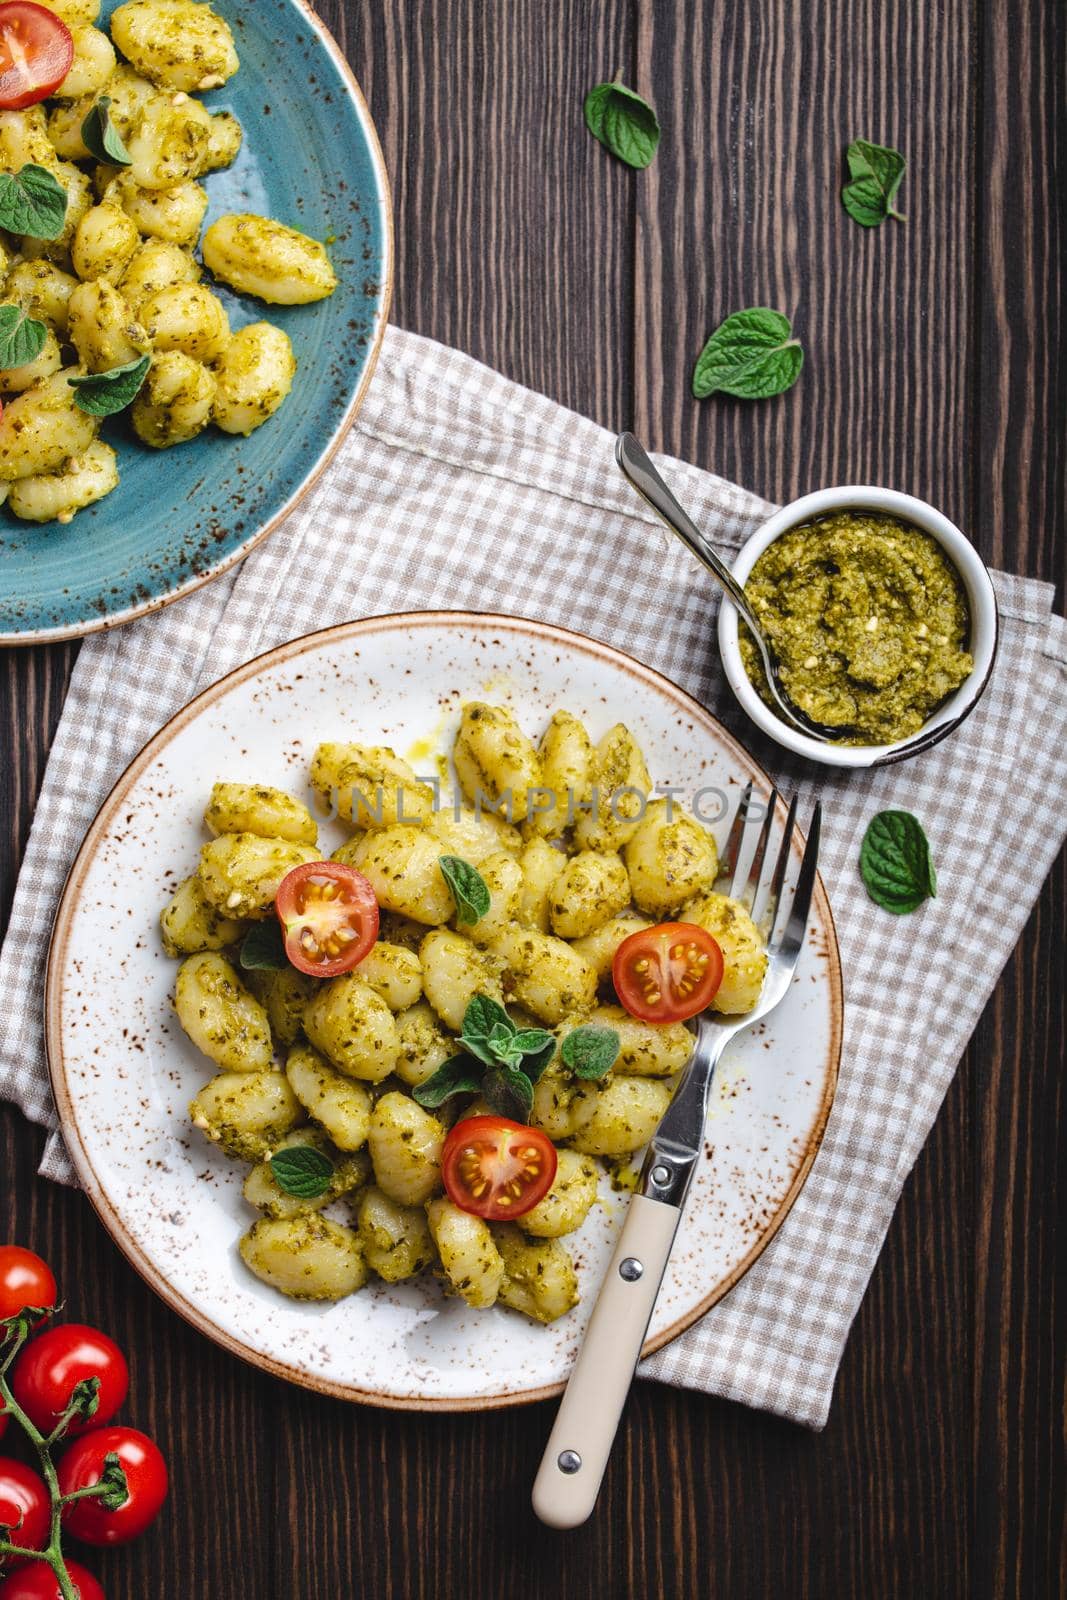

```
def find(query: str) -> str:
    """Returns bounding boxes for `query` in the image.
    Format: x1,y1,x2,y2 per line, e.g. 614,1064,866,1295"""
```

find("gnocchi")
0,0,337,523
162,699,769,1324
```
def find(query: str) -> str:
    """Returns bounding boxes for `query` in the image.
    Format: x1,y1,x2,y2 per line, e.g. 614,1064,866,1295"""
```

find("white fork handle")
531,1193,680,1528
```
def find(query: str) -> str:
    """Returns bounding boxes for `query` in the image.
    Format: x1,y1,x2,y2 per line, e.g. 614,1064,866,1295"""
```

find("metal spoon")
614,432,856,743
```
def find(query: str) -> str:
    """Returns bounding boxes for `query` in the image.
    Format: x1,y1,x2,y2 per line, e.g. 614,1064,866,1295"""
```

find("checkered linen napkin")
2,325,1065,1427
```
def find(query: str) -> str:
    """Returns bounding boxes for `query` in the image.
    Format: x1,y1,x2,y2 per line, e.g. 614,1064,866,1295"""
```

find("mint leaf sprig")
859,809,936,913
692,308,804,401
414,995,555,1120
584,79,660,170
270,1144,334,1199
0,1309,129,1600
841,139,907,227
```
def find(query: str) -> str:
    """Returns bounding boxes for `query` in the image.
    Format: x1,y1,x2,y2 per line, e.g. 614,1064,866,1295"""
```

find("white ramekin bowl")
717,486,999,769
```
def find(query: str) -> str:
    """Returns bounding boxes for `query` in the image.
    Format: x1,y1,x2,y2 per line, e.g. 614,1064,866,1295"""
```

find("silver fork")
532,784,821,1529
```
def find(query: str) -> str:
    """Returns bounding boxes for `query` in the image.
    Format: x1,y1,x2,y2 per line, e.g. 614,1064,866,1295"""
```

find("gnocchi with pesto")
161,704,767,1321
0,0,338,525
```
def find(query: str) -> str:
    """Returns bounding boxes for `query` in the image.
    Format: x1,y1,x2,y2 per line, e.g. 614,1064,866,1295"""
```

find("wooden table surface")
1,3,1063,1596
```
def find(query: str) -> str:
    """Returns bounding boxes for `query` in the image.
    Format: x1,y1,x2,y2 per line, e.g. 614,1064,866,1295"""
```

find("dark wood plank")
971,2,1066,1596
0,0,1062,1596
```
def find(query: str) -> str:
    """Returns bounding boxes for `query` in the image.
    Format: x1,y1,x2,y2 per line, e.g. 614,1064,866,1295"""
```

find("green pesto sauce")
739,511,974,744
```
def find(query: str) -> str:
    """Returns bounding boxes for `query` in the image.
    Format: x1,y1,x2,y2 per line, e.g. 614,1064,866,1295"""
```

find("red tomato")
0,1250,56,1327
0,4,73,110
0,1558,105,1600
613,921,724,1023
441,1115,557,1220
0,1459,49,1568
12,1327,129,1440
57,1428,166,1547
274,861,379,977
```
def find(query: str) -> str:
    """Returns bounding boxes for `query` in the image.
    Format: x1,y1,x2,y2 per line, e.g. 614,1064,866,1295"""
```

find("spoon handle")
615,433,763,637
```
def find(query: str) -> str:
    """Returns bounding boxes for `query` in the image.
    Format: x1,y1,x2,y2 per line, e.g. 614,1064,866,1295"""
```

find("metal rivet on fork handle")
619,1258,644,1282
557,1450,581,1474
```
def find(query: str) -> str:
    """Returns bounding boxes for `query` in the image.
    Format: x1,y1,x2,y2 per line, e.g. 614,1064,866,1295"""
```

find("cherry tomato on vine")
57,1428,166,1547
612,921,724,1023
0,3,74,110
11,1327,128,1440
441,1115,557,1220
0,1558,105,1600
0,1459,49,1569
0,1250,56,1327
275,861,379,977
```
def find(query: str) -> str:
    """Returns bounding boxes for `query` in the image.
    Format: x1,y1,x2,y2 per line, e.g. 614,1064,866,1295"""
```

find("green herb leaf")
68,1376,101,1423
482,1062,534,1123
69,354,151,417
508,1029,556,1081
0,164,68,240
560,1024,620,1080
239,920,288,971
438,855,491,924
859,810,937,913
81,96,133,167
269,1144,335,1198
692,308,803,400
841,139,907,227
95,1452,130,1513
413,1054,485,1109
584,81,660,169
0,303,47,372
459,992,515,1064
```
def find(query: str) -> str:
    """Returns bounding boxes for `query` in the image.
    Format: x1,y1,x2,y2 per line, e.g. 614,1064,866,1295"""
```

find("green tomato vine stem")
0,1313,115,1600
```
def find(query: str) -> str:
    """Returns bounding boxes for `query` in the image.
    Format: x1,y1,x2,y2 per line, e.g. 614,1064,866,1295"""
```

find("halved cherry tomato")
57,1427,167,1547
613,921,724,1023
274,861,379,977
441,1115,557,1221
0,1459,49,1569
0,1558,105,1599
0,4,74,110
12,1326,128,1440
0,1249,56,1327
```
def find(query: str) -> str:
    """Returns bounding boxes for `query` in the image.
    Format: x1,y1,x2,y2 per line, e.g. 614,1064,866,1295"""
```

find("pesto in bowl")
738,511,973,745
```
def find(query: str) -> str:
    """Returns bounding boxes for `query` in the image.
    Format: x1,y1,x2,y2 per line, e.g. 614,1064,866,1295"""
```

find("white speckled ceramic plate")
46,613,842,1410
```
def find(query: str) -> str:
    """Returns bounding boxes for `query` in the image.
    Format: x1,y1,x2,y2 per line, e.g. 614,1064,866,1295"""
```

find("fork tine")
719,780,752,892
743,788,778,911
770,801,821,956
761,792,798,935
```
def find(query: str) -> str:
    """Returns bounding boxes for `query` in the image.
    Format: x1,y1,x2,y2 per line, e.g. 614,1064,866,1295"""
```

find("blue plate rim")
1,0,394,648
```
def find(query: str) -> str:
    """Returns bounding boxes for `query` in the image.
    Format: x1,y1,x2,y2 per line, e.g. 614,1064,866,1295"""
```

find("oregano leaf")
69,354,151,418
0,304,47,371
438,855,491,924
81,96,133,167
239,920,288,971
481,1062,534,1123
0,164,68,240
413,1054,484,1109
560,1024,620,1080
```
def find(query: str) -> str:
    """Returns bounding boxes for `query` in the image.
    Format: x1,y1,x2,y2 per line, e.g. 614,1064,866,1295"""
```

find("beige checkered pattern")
2,326,1064,1427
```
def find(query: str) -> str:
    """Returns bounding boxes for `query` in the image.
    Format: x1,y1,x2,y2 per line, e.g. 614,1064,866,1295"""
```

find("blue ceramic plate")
0,0,392,643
